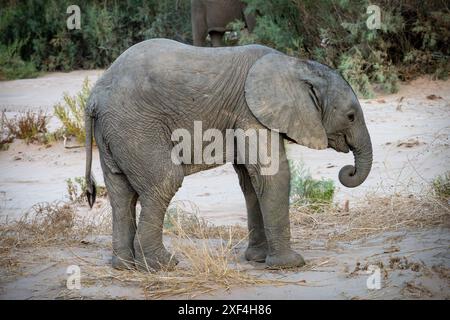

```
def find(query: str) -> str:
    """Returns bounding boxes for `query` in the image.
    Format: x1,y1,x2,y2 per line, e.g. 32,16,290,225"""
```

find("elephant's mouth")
328,134,350,153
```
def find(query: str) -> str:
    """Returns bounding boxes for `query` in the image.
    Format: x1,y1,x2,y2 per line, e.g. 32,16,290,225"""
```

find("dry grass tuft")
290,193,450,246
0,202,111,266
164,200,247,239
3,110,49,144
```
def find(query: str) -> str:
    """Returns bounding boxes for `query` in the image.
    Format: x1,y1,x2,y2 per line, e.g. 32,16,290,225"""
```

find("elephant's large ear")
244,53,328,149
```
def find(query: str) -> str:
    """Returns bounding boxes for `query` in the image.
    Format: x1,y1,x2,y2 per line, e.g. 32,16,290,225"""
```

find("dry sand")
0,70,449,299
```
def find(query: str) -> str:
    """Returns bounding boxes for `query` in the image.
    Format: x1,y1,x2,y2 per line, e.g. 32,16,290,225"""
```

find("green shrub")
0,0,191,76
54,78,91,144
1,0,448,91
289,160,335,211
0,40,39,80
240,0,449,97
432,173,450,200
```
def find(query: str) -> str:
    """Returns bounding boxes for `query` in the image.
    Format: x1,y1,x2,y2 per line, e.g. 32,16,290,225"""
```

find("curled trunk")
338,125,373,188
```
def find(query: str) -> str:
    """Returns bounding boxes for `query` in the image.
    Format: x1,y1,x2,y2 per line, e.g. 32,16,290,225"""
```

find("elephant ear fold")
244,53,328,150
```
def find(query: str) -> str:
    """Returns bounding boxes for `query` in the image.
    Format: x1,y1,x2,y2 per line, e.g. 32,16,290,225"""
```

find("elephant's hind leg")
130,162,184,272
234,164,268,262
101,160,138,270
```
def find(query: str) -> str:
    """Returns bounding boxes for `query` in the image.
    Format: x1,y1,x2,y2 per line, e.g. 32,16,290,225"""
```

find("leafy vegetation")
289,160,335,211
1,1,448,96
0,40,40,80
432,172,450,200
54,78,91,144
237,0,450,97
0,0,191,74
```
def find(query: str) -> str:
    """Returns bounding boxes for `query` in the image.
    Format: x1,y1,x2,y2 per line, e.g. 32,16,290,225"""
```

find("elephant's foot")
112,254,135,270
134,247,179,272
265,249,305,269
245,243,268,262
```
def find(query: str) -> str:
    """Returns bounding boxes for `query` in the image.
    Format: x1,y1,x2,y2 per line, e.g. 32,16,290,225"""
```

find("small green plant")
54,78,91,144
66,176,106,202
289,160,335,211
164,207,202,231
4,110,49,144
432,173,450,200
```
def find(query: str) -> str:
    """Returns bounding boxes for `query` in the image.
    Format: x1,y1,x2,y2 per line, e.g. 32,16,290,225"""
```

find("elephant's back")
93,39,275,109
107,38,272,78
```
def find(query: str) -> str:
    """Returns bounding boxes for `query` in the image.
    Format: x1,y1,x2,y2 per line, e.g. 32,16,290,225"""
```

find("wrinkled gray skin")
85,39,372,271
192,0,256,47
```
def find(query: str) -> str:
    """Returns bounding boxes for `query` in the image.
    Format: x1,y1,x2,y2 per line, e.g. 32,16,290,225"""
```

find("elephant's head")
245,53,372,188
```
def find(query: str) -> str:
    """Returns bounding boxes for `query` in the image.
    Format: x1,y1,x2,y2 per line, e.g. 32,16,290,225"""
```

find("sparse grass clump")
2,110,49,144
289,160,335,211
432,173,450,200
290,193,450,246
54,78,91,144
0,202,111,251
164,201,247,239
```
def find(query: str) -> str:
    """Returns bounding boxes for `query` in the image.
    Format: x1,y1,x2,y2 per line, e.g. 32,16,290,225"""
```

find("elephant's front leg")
246,141,305,268
234,164,268,262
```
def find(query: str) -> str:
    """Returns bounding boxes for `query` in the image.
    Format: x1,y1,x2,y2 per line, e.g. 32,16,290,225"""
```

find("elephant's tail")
85,104,96,208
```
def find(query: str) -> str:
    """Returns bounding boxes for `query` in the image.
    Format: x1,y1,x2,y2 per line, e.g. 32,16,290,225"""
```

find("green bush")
0,0,191,76
289,160,335,211
0,39,39,80
239,0,449,97
1,0,448,93
432,173,450,200
54,78,91,144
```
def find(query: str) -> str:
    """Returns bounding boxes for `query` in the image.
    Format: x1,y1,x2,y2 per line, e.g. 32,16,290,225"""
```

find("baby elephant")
85,39,372,271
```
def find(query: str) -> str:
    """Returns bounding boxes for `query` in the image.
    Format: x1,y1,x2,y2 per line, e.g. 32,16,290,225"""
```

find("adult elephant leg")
191,0,208,46
210,31,224,47
131,157,184,272
100,159,138,270
233,164,268,262
245,136,305,268
244,11,257,32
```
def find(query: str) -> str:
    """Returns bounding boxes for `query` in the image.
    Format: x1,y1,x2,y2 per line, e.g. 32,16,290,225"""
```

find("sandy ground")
0,70,449,299
0,227,448,300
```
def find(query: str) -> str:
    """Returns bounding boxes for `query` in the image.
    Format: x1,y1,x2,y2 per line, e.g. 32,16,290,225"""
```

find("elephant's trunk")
338,125,373,188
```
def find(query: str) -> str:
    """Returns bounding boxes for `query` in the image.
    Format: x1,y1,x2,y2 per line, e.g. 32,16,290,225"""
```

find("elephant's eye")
347,113,355,122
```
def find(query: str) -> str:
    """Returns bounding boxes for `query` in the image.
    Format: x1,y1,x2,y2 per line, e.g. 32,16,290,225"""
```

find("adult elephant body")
85,39,372,271
191,0,256,46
